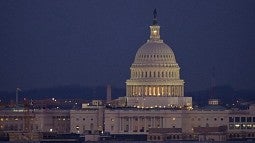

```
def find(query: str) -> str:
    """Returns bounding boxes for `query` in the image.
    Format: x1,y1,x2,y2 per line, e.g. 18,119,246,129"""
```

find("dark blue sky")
1,0,255,92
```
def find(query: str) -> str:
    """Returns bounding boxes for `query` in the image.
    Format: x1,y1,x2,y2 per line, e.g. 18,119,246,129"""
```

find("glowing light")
153,30,157,35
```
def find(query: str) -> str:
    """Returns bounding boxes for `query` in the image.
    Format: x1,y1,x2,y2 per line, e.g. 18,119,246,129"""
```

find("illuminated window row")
128,85,183,97
229,124,255,130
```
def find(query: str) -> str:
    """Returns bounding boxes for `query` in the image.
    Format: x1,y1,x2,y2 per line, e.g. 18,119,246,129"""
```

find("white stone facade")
70,107,104,134
104,109,183,134
0,109,70,133
104,108,230,135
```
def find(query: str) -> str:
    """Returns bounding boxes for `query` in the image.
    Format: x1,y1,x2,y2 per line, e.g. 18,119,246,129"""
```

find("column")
152,86,155,96
176,86,179,97
120,117,122,132
151,117,153,128
174,86,177,96
130,86,133,96
161,117,163,128
155,86,158,96
144,117,147,132
153,117,155,128
129,117,131,132
141,85,144,96
164,86,167,96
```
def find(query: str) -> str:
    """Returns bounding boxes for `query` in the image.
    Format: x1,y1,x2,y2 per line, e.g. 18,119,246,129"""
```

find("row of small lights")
133,105,193,110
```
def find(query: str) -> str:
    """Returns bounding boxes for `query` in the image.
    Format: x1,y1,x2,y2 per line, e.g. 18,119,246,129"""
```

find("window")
235,117,240,122
247,117,252,122
241,117,246,122
221,118,224,121
214,118,217,121
229,117,234,122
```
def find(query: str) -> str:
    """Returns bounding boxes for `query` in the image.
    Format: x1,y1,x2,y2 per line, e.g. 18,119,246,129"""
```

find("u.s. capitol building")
0,10,255,142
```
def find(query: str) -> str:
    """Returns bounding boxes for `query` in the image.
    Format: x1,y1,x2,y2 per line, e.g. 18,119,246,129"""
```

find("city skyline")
1,0,255,92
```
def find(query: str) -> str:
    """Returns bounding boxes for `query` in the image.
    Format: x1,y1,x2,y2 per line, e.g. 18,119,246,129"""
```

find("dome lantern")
150,9,161,41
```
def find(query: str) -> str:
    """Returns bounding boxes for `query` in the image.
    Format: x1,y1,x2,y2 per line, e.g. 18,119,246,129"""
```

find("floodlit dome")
133,40,177,66
125,9,192,108
126,9,184,98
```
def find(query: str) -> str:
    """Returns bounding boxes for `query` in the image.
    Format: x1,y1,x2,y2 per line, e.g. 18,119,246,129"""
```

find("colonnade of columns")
126,85,184,97
120,116,163,133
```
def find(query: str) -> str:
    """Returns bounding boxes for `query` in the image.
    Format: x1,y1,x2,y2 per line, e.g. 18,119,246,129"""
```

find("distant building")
125,9,192,108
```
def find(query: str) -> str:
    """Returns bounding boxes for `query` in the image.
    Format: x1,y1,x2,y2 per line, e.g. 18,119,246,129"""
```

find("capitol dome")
133,40,177,66
125,9,192,108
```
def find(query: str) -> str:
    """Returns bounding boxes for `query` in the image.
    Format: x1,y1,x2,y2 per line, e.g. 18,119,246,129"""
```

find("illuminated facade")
125,10,191,108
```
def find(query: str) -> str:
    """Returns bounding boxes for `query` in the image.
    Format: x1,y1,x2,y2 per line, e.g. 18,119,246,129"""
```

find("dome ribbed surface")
133,41,177,66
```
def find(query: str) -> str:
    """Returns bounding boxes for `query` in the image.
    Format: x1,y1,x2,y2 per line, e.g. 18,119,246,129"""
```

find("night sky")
1,0,255,92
